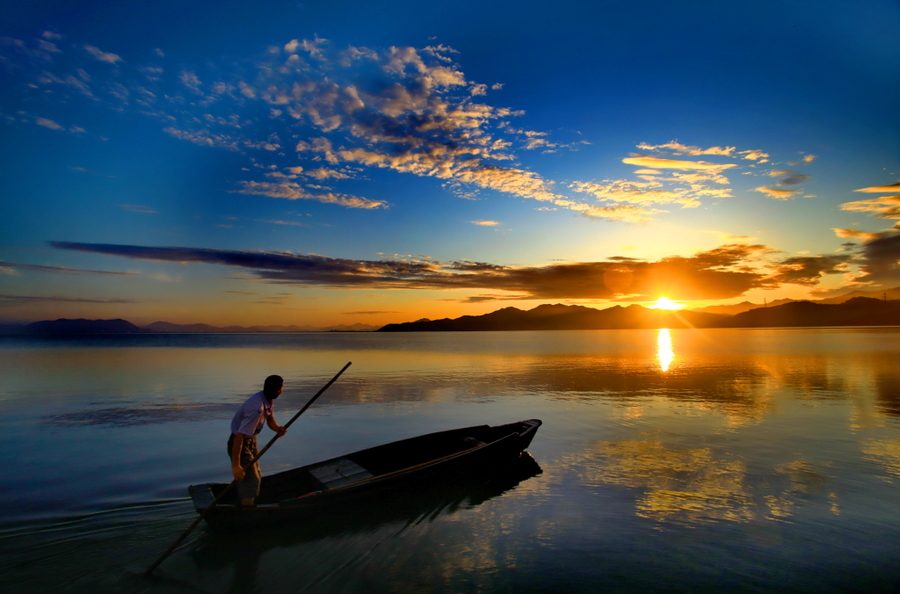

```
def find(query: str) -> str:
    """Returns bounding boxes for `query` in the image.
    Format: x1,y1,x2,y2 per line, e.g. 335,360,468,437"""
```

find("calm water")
1,328,899,593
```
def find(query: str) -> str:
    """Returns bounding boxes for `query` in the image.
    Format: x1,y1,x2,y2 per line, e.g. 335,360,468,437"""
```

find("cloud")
767,170,811,186
305,167,352,180
854,183,900,193
846,232,900,288
840,195,900,219
738,150,770,162
472,220,500,226
622,156,737,173
571,179,700,208
0,260,137,276
180,70,201,88
0,294,135,304
252,218,310,227
235,180,386,209
635,141,736,157
35,117,63,130
120,204,158,214
832,228,883,243
753,186,798,200
769,255,852,285
571,170,732,212
2,35,802,223
83,45,122,64
50,240,834,301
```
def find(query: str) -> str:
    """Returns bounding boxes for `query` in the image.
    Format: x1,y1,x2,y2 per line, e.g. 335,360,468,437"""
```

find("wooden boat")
189,419,542,532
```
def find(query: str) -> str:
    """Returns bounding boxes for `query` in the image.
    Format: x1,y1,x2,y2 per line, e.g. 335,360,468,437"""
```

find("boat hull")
190,419,541,532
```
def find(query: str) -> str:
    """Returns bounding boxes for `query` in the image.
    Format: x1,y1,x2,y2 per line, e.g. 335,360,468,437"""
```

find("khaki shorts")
227,433,261,500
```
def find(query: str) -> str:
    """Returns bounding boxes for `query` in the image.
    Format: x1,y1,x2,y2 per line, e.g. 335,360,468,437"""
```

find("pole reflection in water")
656,328,674,372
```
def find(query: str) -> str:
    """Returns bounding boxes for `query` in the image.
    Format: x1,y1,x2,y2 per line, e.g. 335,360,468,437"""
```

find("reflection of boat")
189,419,542,532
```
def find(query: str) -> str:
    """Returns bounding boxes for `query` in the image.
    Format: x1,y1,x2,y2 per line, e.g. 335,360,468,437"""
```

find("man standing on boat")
228,375,288,507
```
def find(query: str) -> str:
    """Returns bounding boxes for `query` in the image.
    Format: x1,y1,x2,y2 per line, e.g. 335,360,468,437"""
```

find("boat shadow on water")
186,452,542,574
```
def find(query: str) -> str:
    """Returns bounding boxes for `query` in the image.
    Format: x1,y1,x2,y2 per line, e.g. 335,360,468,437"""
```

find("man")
228,375,288,507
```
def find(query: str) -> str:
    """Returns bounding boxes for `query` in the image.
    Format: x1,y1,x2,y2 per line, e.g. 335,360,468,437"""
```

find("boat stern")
188,483,218,512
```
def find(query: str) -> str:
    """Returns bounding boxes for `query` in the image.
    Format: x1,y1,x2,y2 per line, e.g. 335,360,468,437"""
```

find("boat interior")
210,420,539,506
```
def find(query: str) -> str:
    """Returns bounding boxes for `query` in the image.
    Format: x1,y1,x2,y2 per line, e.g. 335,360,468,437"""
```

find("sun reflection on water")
657,328,674,372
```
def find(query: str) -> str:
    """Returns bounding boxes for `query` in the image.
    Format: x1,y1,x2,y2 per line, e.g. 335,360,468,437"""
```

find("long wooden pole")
144,361,352,577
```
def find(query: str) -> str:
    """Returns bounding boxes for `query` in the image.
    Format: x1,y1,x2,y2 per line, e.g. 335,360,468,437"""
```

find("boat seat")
462,436,486,447
308,458,374,489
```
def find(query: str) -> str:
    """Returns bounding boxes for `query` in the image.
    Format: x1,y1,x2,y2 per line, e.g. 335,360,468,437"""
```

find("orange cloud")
854,183,900,193
753,186,798,200
622,156,737,173
840,195,900,219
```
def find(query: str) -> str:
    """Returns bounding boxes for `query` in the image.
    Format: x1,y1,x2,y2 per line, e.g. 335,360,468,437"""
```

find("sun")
651,296,684,310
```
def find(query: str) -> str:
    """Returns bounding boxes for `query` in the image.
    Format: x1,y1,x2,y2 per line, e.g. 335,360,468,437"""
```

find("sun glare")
652,296,684,310
657,328,674,372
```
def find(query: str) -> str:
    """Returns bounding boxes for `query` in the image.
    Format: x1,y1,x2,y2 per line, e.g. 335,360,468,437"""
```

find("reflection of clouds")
766,460,837,519
585,439,755,525
40,401,236,427
862,439,900,480
568,439,839,526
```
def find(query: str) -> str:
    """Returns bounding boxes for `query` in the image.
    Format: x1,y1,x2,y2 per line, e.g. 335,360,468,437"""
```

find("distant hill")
727,297,900,328
814,286,900,304
23,318,142,334
688,299,795,316
687,286,900,315
0,318,378,335
142,321,378,333
379,303,730,332
378,298,900,332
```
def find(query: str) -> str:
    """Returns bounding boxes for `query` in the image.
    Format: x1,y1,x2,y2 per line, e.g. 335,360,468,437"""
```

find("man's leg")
236,437,262,507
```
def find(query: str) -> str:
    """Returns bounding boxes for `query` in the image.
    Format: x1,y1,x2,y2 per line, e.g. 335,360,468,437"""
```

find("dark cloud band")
49,240,817,300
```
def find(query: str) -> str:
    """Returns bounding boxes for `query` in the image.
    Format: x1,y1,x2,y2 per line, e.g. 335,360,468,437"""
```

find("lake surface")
1,328,899,593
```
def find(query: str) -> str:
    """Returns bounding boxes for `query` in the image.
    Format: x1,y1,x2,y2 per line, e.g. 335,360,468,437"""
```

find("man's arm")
231,433,246,481
266,414,287,437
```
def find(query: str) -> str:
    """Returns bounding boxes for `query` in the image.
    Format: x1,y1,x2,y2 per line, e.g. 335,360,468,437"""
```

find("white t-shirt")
230,391,273,436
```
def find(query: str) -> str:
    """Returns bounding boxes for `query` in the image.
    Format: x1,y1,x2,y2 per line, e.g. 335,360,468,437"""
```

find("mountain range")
3,287,899,335
378,297,900,332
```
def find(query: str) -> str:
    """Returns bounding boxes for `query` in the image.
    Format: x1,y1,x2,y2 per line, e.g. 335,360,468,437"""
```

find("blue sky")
1,0,899,327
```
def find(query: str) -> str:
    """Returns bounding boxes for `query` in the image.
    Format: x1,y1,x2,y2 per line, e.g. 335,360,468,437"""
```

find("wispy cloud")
35,117,63,130
753,186,799,200
251,218,310,227
0,36,803,224
49,240,856,301
120,204,158,214
235,180,386,209
83,44,121,64
854,183,900,193
472,220,500,226
840,195,900,219
0,294,135,304
0,259,137,276
767,170,811,186
621,156,736,173
832,228,885,243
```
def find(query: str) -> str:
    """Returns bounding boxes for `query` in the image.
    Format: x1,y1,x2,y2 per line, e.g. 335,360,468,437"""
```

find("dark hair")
263,375,284,398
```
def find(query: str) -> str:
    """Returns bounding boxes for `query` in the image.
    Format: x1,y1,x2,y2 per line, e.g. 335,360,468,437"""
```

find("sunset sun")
652,296,684,310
